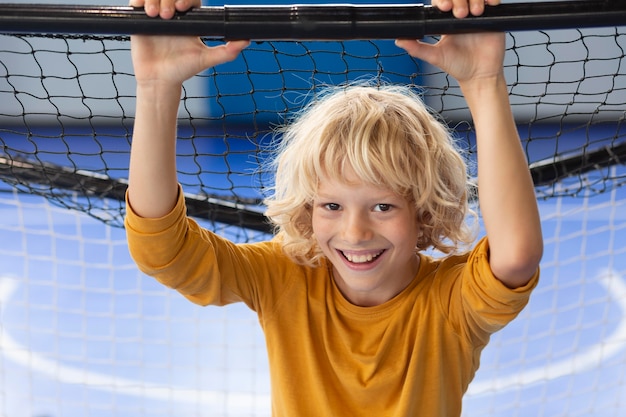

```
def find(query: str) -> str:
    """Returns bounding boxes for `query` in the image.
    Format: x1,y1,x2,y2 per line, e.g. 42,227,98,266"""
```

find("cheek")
413,229,423,248
311,214,327,239
400,218,422,248
311,213,335,247
311,223,333,257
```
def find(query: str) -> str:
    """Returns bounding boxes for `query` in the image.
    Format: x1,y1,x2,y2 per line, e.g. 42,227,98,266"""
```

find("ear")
417,210,432,227
415,212,432,250
297,205,314,238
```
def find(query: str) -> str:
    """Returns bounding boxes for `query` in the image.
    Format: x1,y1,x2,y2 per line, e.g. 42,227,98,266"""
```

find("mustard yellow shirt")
125,188,538,417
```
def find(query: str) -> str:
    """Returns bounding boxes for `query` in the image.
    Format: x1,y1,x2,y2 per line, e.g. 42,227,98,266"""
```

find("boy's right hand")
129,0,249,86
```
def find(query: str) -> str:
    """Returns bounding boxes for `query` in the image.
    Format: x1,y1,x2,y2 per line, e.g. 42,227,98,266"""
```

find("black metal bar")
0,1,624,39
0,156,272,233
530,141,626,187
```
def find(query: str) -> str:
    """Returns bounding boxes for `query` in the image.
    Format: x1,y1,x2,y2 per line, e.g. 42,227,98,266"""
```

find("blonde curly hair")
264,84,477,266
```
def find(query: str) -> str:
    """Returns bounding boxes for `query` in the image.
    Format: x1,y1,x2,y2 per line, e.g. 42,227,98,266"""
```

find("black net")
1,26,625,237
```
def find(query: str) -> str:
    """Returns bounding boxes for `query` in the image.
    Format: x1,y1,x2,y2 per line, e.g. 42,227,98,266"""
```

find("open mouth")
341,250,384,264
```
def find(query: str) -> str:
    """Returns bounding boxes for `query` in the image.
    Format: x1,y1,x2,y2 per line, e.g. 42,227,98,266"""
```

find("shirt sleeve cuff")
472,237,540,299
124,184,186,234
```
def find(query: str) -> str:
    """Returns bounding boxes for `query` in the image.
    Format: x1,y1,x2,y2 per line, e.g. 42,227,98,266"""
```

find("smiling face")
312,167,421,307
265,85,473,275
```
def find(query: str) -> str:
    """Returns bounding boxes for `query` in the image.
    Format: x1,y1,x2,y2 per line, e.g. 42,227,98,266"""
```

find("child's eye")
374,204,392,212
324,203,341,211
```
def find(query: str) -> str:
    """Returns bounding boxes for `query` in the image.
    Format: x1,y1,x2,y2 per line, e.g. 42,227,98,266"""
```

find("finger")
394,39,420,54
174,0,201,13
157,0,178,19
431,0,452,12
140,0,160,17
129,0,152,15
434,0,492,18
228,39,252,51
468,0,485,16
136,0,184,19
449,0,470,18
394,39,441,67
198,40,251,70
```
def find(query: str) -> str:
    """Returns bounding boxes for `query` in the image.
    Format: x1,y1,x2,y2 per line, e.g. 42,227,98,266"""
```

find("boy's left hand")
395,0,505,85
395,32,505,86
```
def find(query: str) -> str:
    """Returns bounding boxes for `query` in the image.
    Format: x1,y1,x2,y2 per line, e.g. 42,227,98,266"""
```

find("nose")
341,210,373,244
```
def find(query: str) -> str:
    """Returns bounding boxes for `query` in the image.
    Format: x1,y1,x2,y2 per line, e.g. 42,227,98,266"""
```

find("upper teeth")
344,251,382,263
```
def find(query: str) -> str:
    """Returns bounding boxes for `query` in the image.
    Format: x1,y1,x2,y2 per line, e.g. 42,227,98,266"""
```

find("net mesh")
1,29,625,232
2,173,625,417
1,14,626,417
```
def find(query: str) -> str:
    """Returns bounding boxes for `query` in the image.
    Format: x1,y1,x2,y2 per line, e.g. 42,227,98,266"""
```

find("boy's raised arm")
457,36,543,288
127,0,248,218
396,0,543,288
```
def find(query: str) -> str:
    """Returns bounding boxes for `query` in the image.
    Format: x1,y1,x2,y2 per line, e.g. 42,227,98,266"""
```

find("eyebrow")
315,189,402,201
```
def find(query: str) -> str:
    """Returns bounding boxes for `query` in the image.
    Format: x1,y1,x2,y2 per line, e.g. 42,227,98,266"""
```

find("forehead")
316,169,402,200
317,160,414,198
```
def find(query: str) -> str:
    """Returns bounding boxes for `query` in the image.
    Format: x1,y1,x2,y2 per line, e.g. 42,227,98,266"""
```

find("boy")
125,0,543,415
